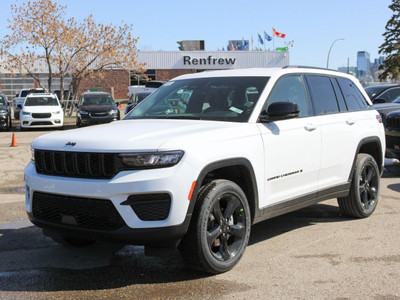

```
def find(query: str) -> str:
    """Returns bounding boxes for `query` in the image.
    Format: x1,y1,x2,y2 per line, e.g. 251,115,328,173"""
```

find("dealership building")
0,50,289,100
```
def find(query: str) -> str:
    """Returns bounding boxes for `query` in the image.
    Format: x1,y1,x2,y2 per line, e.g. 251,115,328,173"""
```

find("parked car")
25,67,385,274
0,92,12,131
374,102,400,174
125,91,152,114
53,89,72,101
365,84,400,104
127,80,166,98
20,93,64,130
76,92,120,127
13,88,46,119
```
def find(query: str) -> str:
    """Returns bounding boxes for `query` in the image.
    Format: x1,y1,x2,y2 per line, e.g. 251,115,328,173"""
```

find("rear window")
337,78,369,111
307,76,339,115
145,81,164,89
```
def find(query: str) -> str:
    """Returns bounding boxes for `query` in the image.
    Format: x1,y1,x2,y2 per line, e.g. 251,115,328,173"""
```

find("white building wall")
137,51,289,70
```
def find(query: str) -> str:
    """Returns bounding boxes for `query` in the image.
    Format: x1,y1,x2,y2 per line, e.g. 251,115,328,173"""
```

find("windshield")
21,89,45,97
365,86,388,99
0,96,6,106
81,94,114,105
24,96,59,106
124,77,269,122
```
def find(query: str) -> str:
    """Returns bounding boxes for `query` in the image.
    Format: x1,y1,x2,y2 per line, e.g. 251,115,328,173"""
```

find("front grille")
31,121,53,126
32,192,126,230
122,194,171,221
386,135,400,149
35,150,118,179
90,112,109,117
387,115,400,129
32,113,51,118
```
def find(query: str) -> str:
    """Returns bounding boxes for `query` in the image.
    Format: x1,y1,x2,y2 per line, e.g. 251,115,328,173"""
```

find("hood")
31,119,250,152
22,106,62,113
80,104,116,112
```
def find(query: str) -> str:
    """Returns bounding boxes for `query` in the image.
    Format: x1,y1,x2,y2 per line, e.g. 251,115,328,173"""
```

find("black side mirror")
259,102,299,122
372,98,386,104
17,104,22,109
115,102,120,107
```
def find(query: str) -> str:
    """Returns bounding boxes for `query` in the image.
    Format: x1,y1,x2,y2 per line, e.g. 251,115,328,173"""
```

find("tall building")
357,51,371,78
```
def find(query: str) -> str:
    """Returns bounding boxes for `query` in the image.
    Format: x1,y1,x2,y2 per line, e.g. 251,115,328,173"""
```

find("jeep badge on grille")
66,142,76,146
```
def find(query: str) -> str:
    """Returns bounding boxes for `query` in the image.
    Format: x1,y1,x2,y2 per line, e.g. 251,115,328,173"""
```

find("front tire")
338,153,380,218
179,179,251,274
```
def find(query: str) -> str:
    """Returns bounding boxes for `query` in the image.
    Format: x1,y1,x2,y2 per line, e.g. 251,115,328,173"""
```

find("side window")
331,78,348,112
337,78,369,111
379,88,400,103
306,75,339,115
266,75,309,117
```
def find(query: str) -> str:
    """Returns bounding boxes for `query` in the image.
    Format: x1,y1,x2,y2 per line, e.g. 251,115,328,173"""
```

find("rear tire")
338,153,380,218
179,179,251,274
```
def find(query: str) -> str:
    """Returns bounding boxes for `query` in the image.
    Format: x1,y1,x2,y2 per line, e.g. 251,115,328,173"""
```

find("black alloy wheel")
179,179,251,274
338,153,380,218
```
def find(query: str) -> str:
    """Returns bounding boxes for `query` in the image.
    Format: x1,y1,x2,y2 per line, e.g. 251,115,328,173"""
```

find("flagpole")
272,27,275,50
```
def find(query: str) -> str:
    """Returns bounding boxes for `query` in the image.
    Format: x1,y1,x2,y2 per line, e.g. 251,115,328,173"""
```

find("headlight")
120,151,184,168
79,110,89,115
0,109,7,115
53,111,61,115
22,111,30,116
109,109,118,115
31,146,35,164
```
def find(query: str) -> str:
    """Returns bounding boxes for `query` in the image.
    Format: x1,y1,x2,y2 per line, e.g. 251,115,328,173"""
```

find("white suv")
24,67,385,274
20,93,64,130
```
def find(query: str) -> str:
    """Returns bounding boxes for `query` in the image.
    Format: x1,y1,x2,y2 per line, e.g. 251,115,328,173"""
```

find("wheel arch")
188,158,259,224
348,136,384,181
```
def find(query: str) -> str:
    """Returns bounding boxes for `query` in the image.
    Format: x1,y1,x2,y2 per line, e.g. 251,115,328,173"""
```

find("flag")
273,28,286,38
258,33,264,45
231,42,235,51
276,47,287,51
264,31,272,42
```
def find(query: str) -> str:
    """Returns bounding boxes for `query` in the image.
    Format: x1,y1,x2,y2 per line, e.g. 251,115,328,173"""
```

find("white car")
20,93,64,130
24,67,385,274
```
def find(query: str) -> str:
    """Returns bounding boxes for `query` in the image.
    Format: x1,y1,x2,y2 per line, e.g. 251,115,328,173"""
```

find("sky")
0,0,394,70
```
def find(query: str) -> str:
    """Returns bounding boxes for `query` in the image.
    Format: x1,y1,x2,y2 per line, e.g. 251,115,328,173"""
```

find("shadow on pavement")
0,202,349,293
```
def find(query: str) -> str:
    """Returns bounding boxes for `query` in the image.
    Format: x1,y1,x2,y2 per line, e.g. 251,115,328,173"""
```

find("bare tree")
1,0,143,108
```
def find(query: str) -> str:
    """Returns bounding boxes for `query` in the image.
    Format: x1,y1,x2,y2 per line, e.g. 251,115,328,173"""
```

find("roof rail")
282,65,341,73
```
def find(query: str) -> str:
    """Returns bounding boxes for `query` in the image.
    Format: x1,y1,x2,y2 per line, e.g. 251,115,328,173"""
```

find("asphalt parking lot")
0,125,400,300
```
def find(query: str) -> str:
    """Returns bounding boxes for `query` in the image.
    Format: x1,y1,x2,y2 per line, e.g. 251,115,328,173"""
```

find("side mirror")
75,103,79,108
115,102,120,107
17,104,22,109
259,102,299,122
372,98,385,104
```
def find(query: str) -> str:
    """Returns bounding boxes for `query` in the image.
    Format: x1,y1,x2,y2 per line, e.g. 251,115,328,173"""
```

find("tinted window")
307,76,339,115
266,75,309,117
379,88,400,103
337,78,368,111
331,78,347,112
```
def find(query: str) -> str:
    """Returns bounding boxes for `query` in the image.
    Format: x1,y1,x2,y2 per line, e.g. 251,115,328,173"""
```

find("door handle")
346,119,355,125
304,123,317,131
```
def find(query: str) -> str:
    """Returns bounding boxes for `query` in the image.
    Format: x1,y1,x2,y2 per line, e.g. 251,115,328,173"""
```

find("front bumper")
78,114,118,126
385,129,400,160
24,161,197,245
20,114,63,128
0,115,9,127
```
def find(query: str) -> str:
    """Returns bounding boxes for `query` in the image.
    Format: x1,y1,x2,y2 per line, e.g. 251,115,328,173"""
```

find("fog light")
55,119,60,124
23,121,29,125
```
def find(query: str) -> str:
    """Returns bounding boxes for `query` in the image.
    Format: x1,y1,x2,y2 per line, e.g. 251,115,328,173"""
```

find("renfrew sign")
183,55,236,66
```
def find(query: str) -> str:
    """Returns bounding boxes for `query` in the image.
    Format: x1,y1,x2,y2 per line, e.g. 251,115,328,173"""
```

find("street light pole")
327,38,344,69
